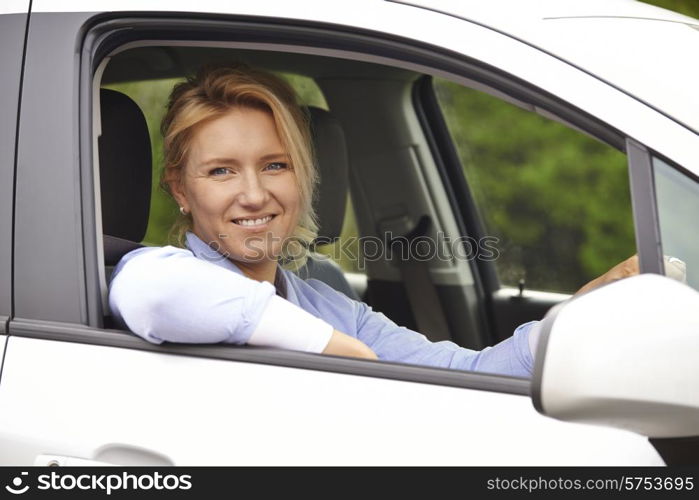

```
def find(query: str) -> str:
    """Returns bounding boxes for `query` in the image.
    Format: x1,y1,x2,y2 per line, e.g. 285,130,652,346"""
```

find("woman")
108,63,641,377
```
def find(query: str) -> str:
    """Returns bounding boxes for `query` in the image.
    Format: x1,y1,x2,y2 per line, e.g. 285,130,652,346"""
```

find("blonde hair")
160,63,319,270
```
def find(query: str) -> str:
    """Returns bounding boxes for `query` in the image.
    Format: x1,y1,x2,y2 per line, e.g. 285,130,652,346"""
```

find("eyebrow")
198,153,289,167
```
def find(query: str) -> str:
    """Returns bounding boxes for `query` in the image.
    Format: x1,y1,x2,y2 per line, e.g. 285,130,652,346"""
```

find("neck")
234,258,279,285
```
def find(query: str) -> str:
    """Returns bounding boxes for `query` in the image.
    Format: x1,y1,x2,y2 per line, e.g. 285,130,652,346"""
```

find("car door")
0,0,681,465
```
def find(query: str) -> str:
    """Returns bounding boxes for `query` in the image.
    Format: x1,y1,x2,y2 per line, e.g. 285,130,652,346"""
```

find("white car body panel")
0,0,29,15
31,0,699,173
0,337,663,465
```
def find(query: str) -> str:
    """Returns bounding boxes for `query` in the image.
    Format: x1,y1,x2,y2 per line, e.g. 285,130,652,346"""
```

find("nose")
236,169,269,208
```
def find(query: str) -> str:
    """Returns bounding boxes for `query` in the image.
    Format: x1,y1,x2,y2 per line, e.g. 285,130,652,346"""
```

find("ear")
169,178,189,213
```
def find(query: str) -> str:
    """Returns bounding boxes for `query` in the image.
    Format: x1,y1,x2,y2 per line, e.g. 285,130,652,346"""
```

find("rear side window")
433,79,635,293
654,157,699,290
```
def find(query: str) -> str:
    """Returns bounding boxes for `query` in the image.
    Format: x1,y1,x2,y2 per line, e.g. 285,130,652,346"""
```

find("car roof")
399,0,699,135
29,0,699,136
398,0,697,30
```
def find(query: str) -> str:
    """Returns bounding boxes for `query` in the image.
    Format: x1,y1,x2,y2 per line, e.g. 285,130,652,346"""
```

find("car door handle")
35,445,174,466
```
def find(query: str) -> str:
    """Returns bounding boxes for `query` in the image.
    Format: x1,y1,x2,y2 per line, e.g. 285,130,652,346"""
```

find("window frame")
9,11,655,393
71,14,545,393
626,140,664,276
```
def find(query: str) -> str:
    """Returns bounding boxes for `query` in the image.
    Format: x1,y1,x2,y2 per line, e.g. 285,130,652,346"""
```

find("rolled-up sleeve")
352,294,537,377
468,321,537,377
108,246,276,345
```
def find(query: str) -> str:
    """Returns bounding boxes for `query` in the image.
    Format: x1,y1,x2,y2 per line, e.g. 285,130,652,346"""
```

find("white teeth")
235,215,273,226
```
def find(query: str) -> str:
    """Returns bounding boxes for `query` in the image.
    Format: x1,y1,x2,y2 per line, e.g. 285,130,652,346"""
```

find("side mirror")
532,274,699,440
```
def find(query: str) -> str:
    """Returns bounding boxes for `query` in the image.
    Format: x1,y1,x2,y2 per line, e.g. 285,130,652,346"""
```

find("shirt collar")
184,231,245,276
184,231,290,298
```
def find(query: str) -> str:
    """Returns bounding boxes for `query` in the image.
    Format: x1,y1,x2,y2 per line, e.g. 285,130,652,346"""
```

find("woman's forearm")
322,330,378,360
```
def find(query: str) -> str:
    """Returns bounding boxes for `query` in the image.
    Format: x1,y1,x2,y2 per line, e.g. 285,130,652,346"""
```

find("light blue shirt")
109,231,538,377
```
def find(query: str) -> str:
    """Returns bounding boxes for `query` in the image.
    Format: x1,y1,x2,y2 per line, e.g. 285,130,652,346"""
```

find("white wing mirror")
532,274,699,440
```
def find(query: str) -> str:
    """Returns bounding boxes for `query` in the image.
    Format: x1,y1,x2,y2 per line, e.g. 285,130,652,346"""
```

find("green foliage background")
434,82,634,292
641,0,699,18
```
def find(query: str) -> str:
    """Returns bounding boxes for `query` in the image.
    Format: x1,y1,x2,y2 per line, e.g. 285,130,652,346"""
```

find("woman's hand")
574,255,639,296
322,330,378,360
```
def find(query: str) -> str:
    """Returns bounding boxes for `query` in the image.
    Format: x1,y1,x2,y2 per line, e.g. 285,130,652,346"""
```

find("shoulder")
121,244,192,263
110,245,194,282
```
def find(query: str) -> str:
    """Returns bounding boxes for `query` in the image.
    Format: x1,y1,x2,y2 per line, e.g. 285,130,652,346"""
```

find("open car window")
93,34,640,382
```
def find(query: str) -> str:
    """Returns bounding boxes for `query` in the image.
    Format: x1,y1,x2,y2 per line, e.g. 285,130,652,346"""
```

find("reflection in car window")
654,157,699,290
434,79,635,293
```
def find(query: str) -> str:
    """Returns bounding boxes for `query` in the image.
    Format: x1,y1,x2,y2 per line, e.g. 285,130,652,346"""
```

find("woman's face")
171,107,301,271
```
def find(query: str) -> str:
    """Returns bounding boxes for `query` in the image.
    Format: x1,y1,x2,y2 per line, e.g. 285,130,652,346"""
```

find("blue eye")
265,162,289,171
209,167,230,176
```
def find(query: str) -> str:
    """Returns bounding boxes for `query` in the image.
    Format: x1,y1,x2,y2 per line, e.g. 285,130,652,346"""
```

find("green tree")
435,81,635,292
641,0,699,19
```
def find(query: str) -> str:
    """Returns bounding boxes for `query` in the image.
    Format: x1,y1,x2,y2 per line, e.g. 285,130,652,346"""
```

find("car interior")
96,43,613,354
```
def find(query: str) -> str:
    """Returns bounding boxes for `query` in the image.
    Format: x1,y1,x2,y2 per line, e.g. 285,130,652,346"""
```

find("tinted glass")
654,157,699,290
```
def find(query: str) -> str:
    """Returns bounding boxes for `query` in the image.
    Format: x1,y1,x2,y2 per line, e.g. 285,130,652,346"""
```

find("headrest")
307,106,349,244
99,88,152,244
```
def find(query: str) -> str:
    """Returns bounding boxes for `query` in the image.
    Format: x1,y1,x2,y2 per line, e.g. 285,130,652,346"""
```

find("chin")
231,245,280,264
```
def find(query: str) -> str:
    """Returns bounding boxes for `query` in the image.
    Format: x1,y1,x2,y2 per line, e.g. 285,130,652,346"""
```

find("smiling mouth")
232,215,275,227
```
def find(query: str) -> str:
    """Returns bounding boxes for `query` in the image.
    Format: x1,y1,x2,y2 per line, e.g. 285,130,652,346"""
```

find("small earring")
179,206,188,215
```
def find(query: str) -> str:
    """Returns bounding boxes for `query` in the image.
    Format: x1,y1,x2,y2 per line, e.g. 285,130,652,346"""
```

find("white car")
0,0,698,465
